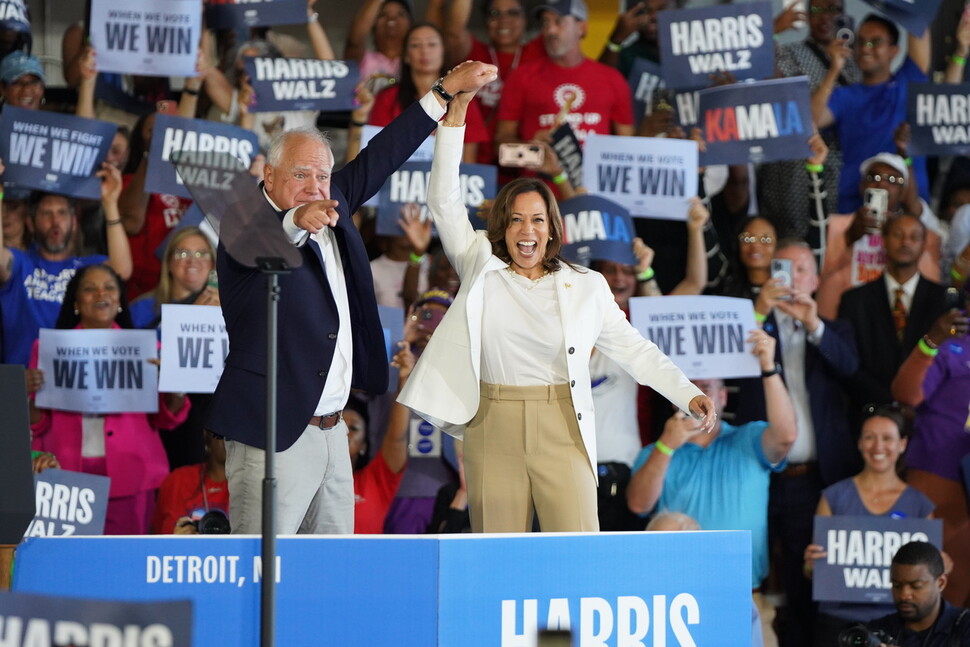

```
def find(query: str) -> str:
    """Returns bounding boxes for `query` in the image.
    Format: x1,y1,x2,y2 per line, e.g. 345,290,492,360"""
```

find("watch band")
761,363,782,379
432,78,455,103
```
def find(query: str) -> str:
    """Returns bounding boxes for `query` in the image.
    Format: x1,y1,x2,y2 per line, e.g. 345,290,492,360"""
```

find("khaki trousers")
464,382,599,533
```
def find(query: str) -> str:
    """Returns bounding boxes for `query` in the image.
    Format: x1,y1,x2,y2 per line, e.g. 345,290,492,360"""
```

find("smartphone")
498,143,544,168
771,258,793,300
864,187,889,232
156,100,178,115
207,269,219,290
835,14,855,45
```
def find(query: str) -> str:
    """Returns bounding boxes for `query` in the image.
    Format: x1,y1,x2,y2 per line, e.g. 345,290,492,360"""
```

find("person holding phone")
399,78,715,534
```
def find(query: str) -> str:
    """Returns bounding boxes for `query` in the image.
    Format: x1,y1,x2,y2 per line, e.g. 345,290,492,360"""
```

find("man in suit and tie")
838,213,949,420
206,62,498,534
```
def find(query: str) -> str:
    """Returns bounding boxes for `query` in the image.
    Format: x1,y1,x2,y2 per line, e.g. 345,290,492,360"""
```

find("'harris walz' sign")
26,469,110,537
243,56,359,112
204,0,306,29
560,195,637,267
146,114,259,199
908,82,970,156
658,2,773,90
0,107,115,200
698,76,812,166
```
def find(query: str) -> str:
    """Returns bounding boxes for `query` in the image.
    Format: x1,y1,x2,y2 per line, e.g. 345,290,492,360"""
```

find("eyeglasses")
809,5,843,14
171,249,213,261
865,172,904,185
738,233,775,245
487,8,524,19
857,38,886,49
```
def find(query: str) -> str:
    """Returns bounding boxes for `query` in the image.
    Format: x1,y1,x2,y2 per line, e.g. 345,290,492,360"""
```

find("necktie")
892,287,906,342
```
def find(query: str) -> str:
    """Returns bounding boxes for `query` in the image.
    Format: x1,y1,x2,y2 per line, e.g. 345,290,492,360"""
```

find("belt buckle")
318,411,342,430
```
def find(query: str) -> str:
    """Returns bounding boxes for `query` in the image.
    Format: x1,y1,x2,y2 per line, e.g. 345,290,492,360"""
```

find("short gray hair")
266,126,331,168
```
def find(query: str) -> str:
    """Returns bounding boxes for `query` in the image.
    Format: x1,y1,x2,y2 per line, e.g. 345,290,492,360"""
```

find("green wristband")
655,439,675,456
918,337,939,357
409,252,426,265
637,267,655,282
805,163,824,173
754,311,767,323
953,55,967,66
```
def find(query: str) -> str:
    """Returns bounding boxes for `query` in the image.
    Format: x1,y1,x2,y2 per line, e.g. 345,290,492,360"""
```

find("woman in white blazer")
398,82,716,533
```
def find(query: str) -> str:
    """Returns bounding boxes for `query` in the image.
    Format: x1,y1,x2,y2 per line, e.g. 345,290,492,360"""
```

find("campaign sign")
859,0,941,36
361,125,434,208
584,134,697,220
850,234,886,287
14,531,750,647
35,328,159,414
629,295,760,379
676,89,702,128
159,304,228,393
0,108,116,200
0,0,29,32
377,161,497,236
551,123,584,189
25,469,110,537
244,56,359,112
560,195,637,267
698,76,812,166
90,0,201,78
908,82,970,156
812,515,943,604
378,305,404,393
628,57,666,121
146,114,259,199
0,591,192,646
658,2,773,90
204,0,306,30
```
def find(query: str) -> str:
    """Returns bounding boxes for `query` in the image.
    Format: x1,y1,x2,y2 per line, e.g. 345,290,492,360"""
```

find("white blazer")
398,126,702,471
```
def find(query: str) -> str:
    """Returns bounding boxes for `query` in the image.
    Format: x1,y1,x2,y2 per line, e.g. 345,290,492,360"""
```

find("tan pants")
463,382,599,533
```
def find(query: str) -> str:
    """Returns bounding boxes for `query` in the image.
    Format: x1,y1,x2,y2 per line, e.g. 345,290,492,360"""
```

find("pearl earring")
117,306,123,313
73,308,79,315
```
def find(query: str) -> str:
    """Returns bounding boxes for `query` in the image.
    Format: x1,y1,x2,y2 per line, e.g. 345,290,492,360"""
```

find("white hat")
859,152,909,184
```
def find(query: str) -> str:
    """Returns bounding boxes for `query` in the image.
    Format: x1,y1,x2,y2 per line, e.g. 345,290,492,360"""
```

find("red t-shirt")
122,173,192,299
468,36,546,164
353,453,404,534
368,85,489,146
497,57,634,145
151,464,230,534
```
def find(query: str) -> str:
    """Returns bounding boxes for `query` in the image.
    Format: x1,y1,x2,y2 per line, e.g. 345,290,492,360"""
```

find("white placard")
159,304,228,393
90,0,201,77
36,329,159,413
629,295,760,379
583,134,698,220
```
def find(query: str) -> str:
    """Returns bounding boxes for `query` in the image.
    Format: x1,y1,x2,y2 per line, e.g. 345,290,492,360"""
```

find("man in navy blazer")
206,62,498,534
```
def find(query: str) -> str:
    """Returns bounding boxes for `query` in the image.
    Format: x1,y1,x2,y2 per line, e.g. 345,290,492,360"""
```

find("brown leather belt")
308,411,343,430
781,462,816,478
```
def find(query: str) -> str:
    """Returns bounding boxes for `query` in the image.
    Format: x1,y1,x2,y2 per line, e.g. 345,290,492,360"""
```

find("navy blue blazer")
206,101,437,451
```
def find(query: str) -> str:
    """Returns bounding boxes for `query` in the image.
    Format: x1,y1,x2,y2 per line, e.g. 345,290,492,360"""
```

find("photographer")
152,431,229,535
859,541,970,647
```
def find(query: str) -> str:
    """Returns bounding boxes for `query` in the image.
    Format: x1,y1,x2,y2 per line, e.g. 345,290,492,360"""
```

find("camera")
835,14,855,45
193,510,231,535
837,623,892,647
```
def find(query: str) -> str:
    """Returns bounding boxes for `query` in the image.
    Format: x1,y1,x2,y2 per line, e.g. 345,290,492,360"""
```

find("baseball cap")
534,0,588,21
0,51,44,85
860,152,909,183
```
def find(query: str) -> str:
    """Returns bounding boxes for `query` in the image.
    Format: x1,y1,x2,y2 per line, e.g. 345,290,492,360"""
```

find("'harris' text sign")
0,0,29,32
159,304,228,393
698,76,812,166
90,0,201,77
629,295,760,379
243,56,359,112
204,0,306,29
658,2,774,90
146,114,259,199
35,329,159,414
908,82,970,156
584,134,697,220
560,195,637,267
0,108,116,200
812,515,943,604
26,469,110,537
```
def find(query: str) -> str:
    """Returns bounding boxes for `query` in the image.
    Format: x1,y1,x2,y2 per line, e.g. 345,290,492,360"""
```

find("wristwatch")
761,363,782,379
432,78,455,103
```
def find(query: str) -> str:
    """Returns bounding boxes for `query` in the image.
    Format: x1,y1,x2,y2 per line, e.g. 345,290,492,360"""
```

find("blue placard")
376,161,497,236
908,82,970,156
560,195,638,267
811,515,943,604
378,304,405,393
0,108,116,200
243,57,359,113
26,469,110,537
13,532,751,647
145,114,259,199
628,57,665,121
658,2,774,90
859,0,941,36
204,0,306,29
0,591,192,646
0,0,29,32
697,76,812,166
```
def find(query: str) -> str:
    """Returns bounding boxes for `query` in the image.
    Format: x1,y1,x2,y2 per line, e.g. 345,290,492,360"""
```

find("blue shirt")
0,248,107,365
632,420,785,586
828,58,929,213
